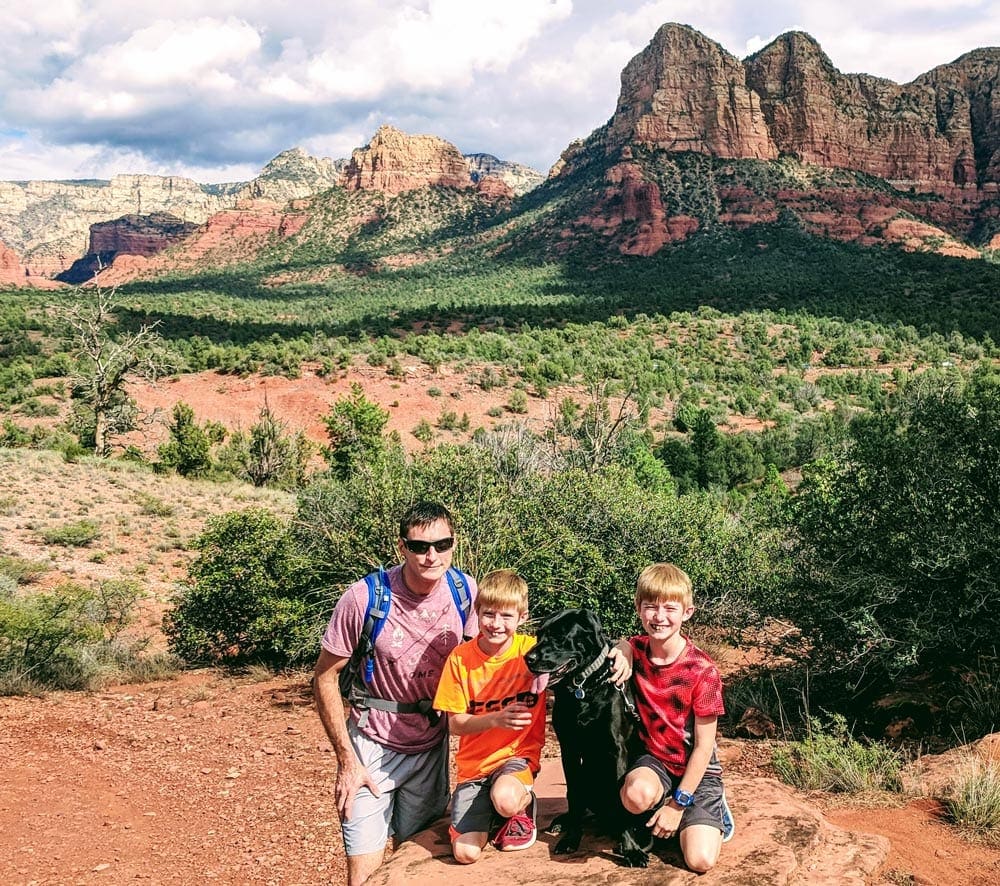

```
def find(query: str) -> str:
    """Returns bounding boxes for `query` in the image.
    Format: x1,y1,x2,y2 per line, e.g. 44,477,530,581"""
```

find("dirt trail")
3,671,999,885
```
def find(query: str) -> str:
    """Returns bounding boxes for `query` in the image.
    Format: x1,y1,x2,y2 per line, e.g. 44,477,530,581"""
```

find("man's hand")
336,759,380,821
607,639,633,686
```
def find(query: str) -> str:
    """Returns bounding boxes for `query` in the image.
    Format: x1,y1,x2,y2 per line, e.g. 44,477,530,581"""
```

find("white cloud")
1,1,999,181
85,17,262,87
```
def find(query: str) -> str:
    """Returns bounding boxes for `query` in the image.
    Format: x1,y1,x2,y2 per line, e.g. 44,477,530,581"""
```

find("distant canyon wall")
569,23,1000,194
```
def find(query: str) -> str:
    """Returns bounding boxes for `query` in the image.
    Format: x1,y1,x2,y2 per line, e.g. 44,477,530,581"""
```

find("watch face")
674,789,694,807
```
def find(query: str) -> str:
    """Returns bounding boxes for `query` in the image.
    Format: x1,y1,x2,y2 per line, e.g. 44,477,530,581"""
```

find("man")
314,500,478,886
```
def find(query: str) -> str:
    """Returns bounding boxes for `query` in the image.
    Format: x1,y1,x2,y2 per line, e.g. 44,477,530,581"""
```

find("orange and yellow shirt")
433,633,546,783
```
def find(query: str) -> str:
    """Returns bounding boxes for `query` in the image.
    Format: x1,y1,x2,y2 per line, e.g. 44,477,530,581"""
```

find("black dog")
524,608,652,867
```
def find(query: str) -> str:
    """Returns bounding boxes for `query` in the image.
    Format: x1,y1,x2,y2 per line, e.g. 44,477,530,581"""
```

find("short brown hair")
476,569,529,614
636,563,693,609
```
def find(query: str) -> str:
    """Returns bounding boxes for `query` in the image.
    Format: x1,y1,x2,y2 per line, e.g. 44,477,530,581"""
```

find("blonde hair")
476,569,529,614
636,563,693,609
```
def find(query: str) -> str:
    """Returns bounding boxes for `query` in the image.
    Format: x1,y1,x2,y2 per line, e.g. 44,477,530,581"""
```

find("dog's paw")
553,833,583,855
619,847,649,868
545,813,566,836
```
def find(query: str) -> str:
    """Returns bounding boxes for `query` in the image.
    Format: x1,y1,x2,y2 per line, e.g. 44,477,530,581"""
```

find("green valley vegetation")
4,154,1000,772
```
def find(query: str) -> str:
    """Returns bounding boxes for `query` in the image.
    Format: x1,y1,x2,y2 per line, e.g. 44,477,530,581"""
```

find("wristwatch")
672,789,695,807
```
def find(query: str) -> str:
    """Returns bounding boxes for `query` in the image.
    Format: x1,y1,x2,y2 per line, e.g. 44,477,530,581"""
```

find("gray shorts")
451,757,533,835
628,754,726,834
339,719,450,856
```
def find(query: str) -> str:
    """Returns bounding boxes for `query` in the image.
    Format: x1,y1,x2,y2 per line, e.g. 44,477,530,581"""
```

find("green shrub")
785,372,1000,707
0,580,165,694
506,389,529,414
944,757,1000,843
215,401,312,489
772,714,904,793
412,419,434,443
135,491,175,517
164,508,317,667
157,402,225,477
39,519,101,547
0,554,49,585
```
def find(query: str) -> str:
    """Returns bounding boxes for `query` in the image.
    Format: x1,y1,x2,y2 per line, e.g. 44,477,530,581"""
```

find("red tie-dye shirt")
629,635,725,777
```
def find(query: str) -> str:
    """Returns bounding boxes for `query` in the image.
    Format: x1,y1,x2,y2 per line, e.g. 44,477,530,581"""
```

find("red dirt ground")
3,670,998,886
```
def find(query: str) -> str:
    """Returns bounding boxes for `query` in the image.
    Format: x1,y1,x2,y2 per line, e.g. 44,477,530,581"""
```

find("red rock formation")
561,22,1000,198
88,212,199,257
606,24,777,161
745,32,978,186
573,155,701,256
0,239,28,285
0,239,65,288
475,176,514,200
98,200,309,284
340,125,473,195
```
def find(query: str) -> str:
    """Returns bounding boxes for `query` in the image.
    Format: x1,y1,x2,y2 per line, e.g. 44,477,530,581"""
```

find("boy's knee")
490,779,530,819
491,790,523,819
620,777,660,814
452,842,483,865
684,850,718,874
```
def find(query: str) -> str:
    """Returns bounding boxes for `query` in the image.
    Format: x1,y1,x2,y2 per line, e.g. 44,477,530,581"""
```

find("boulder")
368,763,888,886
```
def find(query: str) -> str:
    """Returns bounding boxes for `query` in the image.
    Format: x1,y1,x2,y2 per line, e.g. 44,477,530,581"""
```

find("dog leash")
570,643,612,699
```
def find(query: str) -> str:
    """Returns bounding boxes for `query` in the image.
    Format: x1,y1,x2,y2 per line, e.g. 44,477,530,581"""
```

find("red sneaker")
490,794,537,852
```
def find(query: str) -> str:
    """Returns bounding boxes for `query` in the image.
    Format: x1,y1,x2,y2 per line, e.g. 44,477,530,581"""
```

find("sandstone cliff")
56,212,201,284
465,153,544,196
339,125,474,194
563,22,1000,193
548,22,1000,258
0,148,343,278
606,24,777,161
745,31,980,187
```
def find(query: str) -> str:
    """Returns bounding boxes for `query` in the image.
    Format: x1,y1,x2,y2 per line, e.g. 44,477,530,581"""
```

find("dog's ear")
581,608,603,634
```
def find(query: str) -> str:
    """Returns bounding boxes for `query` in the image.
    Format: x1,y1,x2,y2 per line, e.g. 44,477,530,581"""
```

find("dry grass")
0,448,295,645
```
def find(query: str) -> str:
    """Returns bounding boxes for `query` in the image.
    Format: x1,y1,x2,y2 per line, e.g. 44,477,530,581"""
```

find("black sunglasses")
401,536,455,554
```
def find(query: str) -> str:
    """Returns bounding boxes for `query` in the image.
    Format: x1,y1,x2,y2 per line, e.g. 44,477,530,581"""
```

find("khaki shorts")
339,719,450,856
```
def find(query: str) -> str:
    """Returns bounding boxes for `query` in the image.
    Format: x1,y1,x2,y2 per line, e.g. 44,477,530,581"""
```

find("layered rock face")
56,212,201,284
94,200,310,287
0,148,342,278
88,212,199,257
745,32,979,186
606,24,777,161
0,175,234,277
578,22,1000,192
339,125,474,194
465,153,544,195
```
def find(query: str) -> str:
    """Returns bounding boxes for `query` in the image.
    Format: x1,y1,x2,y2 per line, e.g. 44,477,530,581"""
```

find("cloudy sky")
2,0,998,184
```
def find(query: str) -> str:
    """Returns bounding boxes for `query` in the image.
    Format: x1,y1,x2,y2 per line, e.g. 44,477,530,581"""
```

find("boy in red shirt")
620,562,734,873
432,570,546,863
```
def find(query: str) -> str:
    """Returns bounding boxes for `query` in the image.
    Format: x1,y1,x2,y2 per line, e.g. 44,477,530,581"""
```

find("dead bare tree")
64,280,167,457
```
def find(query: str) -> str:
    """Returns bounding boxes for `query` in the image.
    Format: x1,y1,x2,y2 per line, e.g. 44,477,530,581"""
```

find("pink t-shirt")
322,565,478,754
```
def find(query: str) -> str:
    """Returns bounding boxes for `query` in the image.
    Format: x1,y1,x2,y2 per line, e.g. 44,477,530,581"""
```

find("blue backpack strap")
361,567,392,684
446,567,472,631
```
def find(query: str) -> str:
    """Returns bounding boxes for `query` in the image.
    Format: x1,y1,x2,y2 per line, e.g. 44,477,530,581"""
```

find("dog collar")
570,643,611,699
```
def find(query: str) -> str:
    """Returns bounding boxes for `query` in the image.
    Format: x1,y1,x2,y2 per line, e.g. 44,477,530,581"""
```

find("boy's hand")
494,702,533,731
607,640,633,686
647,801,683,839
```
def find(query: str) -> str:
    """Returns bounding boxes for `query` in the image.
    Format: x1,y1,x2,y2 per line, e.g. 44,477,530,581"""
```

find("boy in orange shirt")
432,569,546,863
